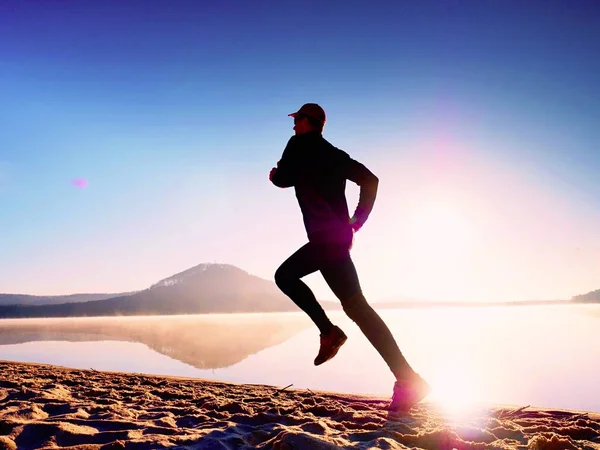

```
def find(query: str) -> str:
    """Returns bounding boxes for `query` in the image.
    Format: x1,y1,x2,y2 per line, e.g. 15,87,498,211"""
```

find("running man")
269,103,430,413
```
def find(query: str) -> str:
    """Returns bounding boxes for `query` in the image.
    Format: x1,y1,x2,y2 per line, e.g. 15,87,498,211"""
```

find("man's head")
288,103,326,135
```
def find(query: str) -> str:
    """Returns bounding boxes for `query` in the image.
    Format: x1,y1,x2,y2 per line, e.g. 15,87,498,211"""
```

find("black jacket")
271,131,378,242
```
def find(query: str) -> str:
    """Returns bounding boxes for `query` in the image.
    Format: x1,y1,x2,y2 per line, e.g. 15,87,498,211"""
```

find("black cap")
288,103,326,124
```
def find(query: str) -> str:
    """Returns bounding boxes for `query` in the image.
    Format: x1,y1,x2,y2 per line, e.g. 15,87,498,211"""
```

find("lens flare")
71,178,88,189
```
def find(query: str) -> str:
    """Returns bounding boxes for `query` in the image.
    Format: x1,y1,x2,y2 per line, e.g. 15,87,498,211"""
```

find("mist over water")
0,304,598,412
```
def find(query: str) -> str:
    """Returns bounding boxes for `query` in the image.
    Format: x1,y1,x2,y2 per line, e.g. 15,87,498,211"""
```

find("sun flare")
429,369,480,415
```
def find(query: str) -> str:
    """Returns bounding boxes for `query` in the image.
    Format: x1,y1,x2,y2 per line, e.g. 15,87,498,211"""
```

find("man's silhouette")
269,103,430,413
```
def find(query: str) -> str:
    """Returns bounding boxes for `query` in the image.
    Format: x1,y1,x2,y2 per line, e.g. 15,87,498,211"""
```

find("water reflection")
0,313,311,369
1,305,599,412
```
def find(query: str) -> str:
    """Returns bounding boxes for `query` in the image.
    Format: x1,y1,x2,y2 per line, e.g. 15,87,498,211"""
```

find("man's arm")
270,137,298,188
341,152,379,231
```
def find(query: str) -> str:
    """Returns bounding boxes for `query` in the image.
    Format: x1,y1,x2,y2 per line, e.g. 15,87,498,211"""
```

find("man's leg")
274,242,334,334
321,254,416,381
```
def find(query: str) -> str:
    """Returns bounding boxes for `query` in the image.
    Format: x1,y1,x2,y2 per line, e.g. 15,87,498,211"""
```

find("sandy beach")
0,361,599,449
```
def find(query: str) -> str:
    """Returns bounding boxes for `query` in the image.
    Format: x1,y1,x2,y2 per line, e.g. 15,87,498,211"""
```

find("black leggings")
274,240,413,380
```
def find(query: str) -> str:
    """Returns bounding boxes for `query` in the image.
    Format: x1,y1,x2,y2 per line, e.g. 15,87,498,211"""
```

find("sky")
1,0,599,303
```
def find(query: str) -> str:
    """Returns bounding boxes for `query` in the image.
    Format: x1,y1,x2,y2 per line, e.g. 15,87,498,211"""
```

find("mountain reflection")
0,313,311,369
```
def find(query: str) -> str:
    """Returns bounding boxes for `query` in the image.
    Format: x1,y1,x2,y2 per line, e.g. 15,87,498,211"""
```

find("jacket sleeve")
270,137,298,188
339,151,379,230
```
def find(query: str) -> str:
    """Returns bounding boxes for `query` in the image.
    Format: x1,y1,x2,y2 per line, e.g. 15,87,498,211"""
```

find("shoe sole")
314,334,347,366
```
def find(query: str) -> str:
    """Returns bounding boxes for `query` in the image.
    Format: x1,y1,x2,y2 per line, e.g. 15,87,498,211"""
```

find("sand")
1,361,599,450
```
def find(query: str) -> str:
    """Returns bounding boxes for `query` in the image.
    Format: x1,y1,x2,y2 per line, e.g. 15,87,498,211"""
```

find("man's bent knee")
274,266,292,290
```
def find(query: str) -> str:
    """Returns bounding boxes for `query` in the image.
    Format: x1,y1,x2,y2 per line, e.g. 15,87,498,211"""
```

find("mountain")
0,263,340,319
2,262,595,319
572,289,600,303
0,292,136,306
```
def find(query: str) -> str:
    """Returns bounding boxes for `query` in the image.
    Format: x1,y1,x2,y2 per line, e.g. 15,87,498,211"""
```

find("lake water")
0,304,599,413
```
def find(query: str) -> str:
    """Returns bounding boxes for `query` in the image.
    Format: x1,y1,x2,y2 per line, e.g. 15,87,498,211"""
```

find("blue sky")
1,1,599,301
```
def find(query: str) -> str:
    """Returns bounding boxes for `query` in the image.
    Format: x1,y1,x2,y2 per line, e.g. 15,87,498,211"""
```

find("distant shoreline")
0,298,595,320
365,298,578,309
